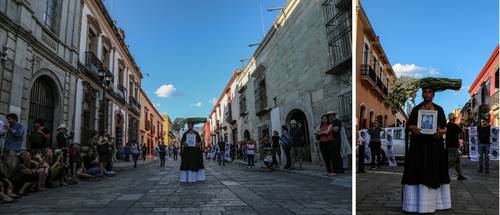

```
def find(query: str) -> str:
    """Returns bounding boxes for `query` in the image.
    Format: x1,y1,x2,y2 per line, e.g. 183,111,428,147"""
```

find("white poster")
490,127,499,160
359,129,372,164
225,143,232,161
270,107,281,135
469,127,478,161
417,110,438,134
385,128,397,167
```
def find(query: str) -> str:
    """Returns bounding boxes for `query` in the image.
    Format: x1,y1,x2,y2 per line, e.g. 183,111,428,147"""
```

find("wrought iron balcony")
360,64,388,98
323,0,352,74
80,51,103,82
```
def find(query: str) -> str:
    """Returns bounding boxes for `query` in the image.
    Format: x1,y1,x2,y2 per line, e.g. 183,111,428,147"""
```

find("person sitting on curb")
263,149,274,172
0,169,18,203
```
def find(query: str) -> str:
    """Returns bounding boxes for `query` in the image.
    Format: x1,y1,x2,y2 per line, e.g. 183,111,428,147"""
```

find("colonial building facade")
74,0,142,146
0,0,81,149
161,114,175,146
458,45,499,127
208,0,352,163
139,89,163,157
355,2,406,131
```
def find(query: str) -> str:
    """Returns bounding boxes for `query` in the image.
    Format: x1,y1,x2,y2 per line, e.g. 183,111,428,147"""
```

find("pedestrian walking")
1,113,24,178
158,142,166,167
168,145,173,161
173,145,179,160
217,140,226,166
141,144,147,161
477,118,491,174
446,113,466,180
179,122,205,183
96,135,111,177
246,138,256,168
402,88,451,213
316,115,336,176
271,131,280,167
280,126,292,169
368,122,382,169
131,141,140,168
289,120,304,170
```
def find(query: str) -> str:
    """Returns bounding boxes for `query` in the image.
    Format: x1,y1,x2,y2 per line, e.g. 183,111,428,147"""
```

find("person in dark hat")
402,88,450,213
179,122,205,183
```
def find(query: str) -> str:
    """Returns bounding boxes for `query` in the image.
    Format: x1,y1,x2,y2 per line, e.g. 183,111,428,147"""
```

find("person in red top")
315,115,336,176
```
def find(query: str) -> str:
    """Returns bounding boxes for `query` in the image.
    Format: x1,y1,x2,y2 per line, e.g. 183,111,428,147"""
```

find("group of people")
0,113,119,203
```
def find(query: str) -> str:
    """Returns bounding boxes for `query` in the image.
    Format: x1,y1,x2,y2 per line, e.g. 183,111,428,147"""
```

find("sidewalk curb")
112,159,155,172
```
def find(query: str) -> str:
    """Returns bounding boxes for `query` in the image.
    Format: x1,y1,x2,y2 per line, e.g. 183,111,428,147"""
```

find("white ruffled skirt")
179,169,206,183
402,184,451,213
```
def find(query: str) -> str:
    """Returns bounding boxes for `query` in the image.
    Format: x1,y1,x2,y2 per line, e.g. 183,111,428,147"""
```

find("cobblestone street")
0,159,351,215
356,158,499,215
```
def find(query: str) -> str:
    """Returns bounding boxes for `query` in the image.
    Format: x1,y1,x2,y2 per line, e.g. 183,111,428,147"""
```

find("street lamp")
98,68,113,135
267,7,283,12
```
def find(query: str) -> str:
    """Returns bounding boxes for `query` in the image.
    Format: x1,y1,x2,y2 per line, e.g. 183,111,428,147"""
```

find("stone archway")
285,109,312,162
27,75,60,149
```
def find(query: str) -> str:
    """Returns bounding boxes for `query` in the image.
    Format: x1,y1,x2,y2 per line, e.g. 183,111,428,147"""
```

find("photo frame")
186,133,196,147
417,110,438,134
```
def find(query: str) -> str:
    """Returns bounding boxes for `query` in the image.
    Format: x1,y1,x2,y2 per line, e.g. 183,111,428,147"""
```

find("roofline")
140,89,163,119
209,70,242,116
468,44,499,94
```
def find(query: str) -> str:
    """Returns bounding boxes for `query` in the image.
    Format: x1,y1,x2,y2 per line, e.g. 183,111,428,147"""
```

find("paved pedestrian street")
0,160,351,215
356,159,499,215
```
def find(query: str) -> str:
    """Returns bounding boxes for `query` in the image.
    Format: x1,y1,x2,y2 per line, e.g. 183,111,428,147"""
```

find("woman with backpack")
96,135,111,177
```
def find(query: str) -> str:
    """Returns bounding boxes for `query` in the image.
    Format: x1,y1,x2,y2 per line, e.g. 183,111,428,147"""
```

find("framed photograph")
186,133,196,147
417,110,438,134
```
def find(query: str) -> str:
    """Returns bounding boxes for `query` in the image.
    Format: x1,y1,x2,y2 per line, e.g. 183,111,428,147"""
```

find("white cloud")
208,97,218,105
191,102,202,107
155,84,177,98
392,63,424,74
392,63,441,78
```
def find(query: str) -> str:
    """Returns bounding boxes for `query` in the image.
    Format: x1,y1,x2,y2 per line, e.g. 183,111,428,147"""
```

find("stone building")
355,2,406,130
139,89,163,157
208,0,352,163
0,0,81,149
73,0,142,146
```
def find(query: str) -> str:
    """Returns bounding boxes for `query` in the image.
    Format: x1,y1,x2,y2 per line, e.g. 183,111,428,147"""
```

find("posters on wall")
359,129,372,164
468,127,499,161
490,127,499,160
385,128,397,167
225,143,232,161
469,127,479,161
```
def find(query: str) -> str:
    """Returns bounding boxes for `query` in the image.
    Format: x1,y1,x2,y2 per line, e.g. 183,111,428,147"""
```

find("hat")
290,120,297,124
57,124,66,130
325,111,337,115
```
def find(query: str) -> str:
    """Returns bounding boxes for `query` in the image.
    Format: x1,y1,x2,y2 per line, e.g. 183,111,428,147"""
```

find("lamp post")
98,68,113,135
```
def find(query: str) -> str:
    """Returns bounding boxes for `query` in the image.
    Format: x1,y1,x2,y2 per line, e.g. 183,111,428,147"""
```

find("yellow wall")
162,114,170,145
139,90,164,156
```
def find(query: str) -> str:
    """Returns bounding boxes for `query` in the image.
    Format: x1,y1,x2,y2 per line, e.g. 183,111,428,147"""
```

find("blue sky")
362,0,499,115
104,0,285,119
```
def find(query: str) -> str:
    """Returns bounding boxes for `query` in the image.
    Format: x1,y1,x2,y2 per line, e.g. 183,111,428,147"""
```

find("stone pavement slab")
0,159,351,215
356,158,499,214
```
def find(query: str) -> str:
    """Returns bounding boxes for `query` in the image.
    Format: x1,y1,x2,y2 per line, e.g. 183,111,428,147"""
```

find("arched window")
359,105,366,129
369,111,374,127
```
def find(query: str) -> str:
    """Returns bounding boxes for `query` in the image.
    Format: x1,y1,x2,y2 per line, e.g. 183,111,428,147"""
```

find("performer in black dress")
402,88,450,213
179,122,205,183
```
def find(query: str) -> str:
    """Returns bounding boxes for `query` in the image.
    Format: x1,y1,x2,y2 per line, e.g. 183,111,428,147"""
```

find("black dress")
402,102,450,188
401,102,451,213
179,130,205,182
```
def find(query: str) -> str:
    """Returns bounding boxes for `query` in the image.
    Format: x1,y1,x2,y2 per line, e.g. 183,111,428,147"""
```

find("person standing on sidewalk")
141,144,147,161
1,113,24,177
271,131,280,168
368,122,382,169
158,142,167,167
446,113,466,180
173,145,179,160
280,126,292,169
477,118,491,174
131,141,140,168
290,120,305,170
316,116,336,176
246,138,256,168
217,139,226,166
